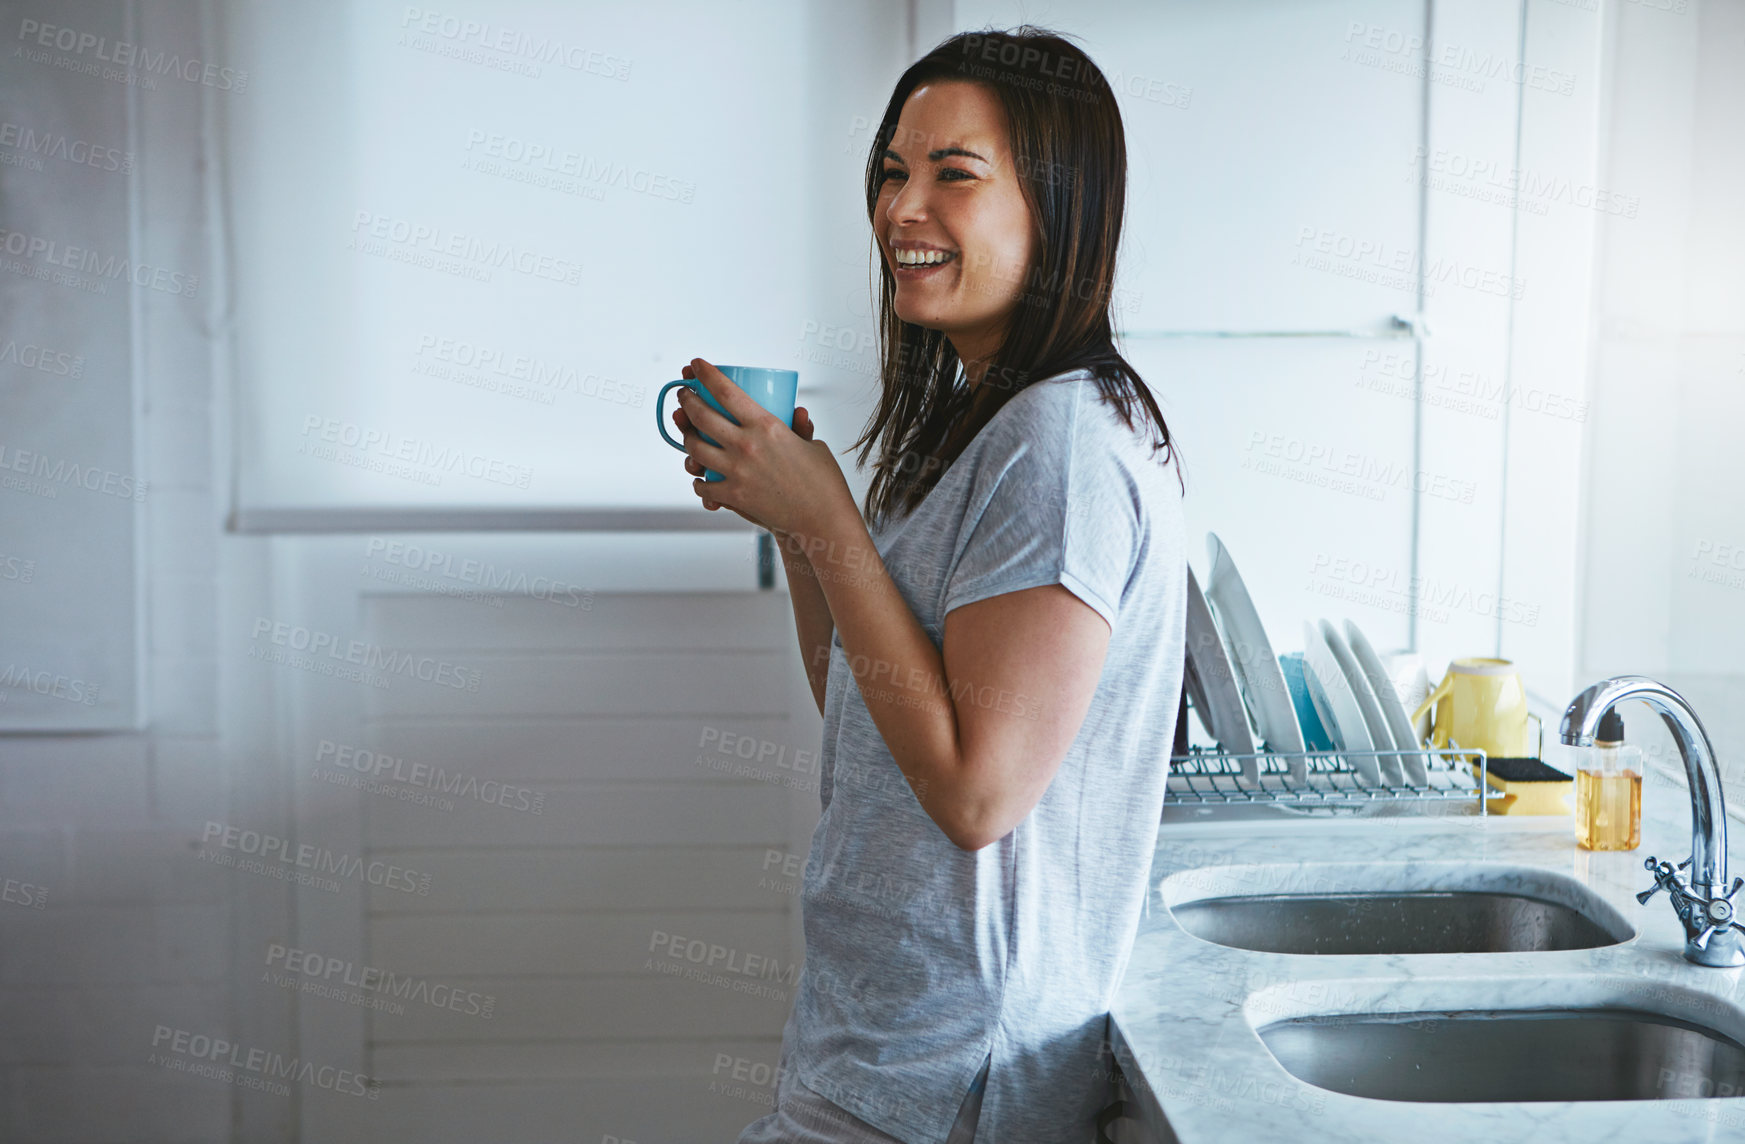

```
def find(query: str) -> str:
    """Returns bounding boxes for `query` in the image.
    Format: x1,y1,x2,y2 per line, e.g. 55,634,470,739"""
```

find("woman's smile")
890,238,961,280
893,252,959,279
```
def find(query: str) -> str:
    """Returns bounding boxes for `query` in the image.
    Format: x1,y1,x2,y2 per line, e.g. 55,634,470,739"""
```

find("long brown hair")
850,25,1181,531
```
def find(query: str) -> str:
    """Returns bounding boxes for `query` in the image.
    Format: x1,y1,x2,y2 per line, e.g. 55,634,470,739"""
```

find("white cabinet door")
270,532,820,1143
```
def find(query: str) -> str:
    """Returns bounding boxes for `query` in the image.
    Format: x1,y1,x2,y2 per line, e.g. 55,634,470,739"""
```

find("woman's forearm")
777,531,835,717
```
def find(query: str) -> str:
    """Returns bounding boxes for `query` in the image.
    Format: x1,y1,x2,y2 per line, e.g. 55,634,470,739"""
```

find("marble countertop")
1109,774,1745,1142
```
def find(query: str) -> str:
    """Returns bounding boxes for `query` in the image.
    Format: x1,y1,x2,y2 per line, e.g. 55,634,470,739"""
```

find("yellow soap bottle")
1575,708,1641,851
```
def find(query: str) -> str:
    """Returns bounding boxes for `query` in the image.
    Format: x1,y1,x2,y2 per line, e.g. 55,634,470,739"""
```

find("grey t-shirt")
787,369,1188,1143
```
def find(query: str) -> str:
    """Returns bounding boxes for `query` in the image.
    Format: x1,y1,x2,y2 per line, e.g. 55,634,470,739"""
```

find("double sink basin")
1160,860,1745,1105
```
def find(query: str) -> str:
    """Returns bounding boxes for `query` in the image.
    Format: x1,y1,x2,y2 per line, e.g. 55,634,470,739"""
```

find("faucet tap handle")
1638,856,1680,905
1641,857,1744,950
1692,898,1741,951
1706,889,1740,927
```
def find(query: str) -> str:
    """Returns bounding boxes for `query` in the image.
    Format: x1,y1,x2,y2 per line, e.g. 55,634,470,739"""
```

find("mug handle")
656,379,692,452
1410,671,1454,748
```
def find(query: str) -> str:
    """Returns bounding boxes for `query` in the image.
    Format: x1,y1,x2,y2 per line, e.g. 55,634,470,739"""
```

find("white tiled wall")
0,0,241,1136
1576,0,1745,794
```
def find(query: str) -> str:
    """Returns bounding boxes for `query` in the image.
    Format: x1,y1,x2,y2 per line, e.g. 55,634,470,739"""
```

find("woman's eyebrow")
880,146,990,164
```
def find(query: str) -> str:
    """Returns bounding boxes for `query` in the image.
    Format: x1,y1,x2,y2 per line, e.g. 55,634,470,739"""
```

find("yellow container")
1413,658,1531,760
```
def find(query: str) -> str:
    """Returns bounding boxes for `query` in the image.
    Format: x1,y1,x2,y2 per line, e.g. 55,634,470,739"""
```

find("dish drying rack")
1168,745,1501,813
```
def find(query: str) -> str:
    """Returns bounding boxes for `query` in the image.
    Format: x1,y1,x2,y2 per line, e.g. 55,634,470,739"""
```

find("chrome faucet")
1561,675,1744,968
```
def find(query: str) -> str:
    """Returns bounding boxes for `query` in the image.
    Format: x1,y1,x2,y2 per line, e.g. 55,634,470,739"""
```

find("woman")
670,26,1186,1144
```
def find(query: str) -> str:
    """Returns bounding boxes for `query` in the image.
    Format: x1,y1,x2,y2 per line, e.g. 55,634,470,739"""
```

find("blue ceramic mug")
655,365,799,483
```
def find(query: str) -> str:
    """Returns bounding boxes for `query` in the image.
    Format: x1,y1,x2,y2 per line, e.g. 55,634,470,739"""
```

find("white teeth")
897,249,954,266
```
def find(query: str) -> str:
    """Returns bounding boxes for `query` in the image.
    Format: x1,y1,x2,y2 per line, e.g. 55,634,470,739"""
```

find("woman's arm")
777,530,835,717
798,510,1111,851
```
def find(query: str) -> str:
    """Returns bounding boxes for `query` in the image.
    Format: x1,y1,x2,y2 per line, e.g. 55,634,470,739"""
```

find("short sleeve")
940,382,1142,631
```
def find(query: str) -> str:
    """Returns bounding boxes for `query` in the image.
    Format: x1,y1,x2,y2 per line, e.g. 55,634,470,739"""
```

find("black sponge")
1482,756,1572,782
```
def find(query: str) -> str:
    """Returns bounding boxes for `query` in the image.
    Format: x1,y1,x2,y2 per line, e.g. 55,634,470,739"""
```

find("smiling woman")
704,24,1189,1144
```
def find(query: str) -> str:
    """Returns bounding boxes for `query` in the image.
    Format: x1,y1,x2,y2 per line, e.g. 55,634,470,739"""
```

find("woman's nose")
887,179,926,224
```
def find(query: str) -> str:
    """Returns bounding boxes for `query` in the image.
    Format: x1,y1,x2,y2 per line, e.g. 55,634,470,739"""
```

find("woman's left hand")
672,357,854,539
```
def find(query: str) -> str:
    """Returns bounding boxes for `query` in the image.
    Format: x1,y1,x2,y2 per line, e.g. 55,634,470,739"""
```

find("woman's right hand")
674,397,817,538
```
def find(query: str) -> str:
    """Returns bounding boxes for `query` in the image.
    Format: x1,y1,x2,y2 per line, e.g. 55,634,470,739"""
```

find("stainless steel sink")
1260,1007,1745,1102
1171,889,1626,954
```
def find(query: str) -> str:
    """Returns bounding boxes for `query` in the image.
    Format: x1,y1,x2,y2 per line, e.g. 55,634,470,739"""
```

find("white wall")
0,1,285,1140
221,0,898,514
1576,0,1745,781
0,0,143,730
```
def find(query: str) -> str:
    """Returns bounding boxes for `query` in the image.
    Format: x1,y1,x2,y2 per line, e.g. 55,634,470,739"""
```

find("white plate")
1384,652,1433,742
1180,645,1218,744
1205,534,1306,768
1184,567,1258,787
1297,651,1342,754
1301,621,1379,784
1320,619,1403,786
1179,572,1220,745
1344,621,1431,786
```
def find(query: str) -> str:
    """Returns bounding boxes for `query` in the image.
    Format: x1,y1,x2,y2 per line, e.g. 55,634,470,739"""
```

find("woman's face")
876,80,1038,361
